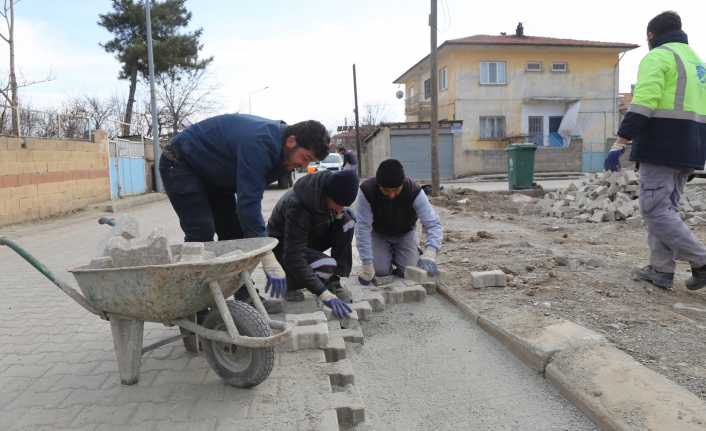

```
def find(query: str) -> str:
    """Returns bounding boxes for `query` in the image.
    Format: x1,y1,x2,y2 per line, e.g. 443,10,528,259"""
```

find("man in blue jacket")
605,11,706,290
160,114,330,303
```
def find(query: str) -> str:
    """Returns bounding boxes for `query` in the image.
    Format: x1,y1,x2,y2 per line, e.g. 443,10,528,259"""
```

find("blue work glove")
320,290,352,319
417,247,439,276
261,251,287,298
604,147,625,172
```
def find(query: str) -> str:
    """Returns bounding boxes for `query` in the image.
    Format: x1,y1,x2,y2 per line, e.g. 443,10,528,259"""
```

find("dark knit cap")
323,169,359,206
376,159,405,188
647,11,681,36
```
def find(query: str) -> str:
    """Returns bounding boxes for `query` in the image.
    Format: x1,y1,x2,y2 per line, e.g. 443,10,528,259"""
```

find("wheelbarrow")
0,228,293,388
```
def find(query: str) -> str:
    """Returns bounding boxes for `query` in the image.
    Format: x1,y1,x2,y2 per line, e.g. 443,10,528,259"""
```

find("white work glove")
417,246,439,275
358,261,376,286
262,251,287,298
319,290,352,319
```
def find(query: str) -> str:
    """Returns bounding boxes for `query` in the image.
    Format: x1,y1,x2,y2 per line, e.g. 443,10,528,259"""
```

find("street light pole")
248,86,269,114
145,0,163,192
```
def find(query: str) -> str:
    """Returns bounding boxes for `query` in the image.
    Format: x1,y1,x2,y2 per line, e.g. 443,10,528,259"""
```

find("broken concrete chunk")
112,214,140,240
107,226,173,267
89,256,114,269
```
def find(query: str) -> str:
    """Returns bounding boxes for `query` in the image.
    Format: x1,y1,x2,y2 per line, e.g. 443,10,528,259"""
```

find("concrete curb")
435,275,706,431
92,193,167,213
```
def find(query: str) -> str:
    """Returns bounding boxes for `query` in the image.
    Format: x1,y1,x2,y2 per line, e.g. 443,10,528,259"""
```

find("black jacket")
267,171,337,295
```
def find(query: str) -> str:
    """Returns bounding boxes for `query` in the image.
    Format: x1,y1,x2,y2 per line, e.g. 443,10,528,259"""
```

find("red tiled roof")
393,34,639,83
447,34,638,49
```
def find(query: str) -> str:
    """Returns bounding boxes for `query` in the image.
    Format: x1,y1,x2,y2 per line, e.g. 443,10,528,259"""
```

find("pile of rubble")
536,171,706,224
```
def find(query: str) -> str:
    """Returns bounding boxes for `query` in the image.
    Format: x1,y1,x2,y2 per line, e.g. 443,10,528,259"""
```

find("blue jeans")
160,154,243,243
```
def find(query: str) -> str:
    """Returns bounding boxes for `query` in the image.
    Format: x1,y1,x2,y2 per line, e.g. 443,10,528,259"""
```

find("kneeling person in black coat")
266,170,358,318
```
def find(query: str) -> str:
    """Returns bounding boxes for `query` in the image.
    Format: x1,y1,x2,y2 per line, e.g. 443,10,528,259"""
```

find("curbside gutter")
434,272,706,431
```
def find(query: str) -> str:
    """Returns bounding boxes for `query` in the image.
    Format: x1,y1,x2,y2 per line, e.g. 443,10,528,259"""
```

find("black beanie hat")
376,159,405,188
323,169,359,206
647,11,681,37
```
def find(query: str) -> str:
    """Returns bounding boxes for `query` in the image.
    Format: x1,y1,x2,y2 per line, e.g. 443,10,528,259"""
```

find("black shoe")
686,265,706,290
392,266,406,278
233,288,283,313
633,265,674,290
285,289,306,302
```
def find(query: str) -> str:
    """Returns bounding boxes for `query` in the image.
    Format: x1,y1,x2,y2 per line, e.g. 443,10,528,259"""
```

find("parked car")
316,153,344,172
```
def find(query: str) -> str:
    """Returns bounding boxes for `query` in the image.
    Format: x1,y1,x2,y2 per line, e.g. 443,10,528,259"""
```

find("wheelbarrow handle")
0,237,105,318
98,217,116,227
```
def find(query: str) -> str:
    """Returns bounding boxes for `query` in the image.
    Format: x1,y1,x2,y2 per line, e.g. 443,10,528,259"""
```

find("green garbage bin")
506,143,538,190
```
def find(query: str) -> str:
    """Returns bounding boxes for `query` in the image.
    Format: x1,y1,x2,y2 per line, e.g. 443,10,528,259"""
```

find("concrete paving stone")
151,368,209,386
329,385,365,427
0,390,22,410
37,341,93,354
0,375,34,392
17,425,98,431
285,311,328,326
322,335,347,362
47,374,111,392
277,348,327,368
470,270,507,289
331,327,364,344
547,343,706,431
7,388,73,409
87,361,120,375
323,308,360,329
71,403,139,427
318,358,356,388
189,398,251,421
41,351,91,364
155,419,218,431
281,322,329,352
168,381,226,402
404,265,436,284
44,361,102,377
11,405,84,429
95,422,157,431
60,388,122,408
379,284,427,305
350,301,372,321
139,356,191,373
1,343,38,355
131,400,196,423
111,384,178,405
183,355,211,371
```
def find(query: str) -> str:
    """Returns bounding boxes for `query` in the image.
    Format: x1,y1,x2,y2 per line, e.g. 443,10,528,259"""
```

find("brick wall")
457,138,583,176
0,131,110,226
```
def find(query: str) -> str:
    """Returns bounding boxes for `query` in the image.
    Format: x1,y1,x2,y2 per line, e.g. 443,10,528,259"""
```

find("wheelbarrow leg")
110,317,145,385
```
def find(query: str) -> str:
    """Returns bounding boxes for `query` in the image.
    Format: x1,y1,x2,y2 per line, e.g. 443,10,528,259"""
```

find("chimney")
515,22,524,37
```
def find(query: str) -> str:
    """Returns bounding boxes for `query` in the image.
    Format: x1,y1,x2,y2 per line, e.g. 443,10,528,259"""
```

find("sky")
2,0,704,131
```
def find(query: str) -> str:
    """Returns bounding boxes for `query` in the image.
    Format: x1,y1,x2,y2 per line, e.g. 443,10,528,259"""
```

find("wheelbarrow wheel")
201,300,274,388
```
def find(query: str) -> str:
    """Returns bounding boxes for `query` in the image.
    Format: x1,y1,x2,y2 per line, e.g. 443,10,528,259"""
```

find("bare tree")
0,0,53,136
81,96,115,130
361,103,387,127
157,68,217,136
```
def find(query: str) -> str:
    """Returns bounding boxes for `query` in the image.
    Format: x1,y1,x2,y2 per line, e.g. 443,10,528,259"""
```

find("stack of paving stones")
536,170,706,224
276,271,432,429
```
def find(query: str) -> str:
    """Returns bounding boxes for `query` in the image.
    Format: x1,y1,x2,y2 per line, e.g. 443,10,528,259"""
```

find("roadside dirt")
432,186,706,401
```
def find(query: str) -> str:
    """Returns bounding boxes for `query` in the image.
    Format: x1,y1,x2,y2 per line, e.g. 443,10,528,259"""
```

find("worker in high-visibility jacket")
605,11,706,291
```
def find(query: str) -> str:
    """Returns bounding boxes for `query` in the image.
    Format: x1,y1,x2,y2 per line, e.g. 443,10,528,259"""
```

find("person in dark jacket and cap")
160,114,330,310
266,169,359,318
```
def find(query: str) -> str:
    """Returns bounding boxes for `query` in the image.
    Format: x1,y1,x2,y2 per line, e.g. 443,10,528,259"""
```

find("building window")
552,62,568,73
480,61,507,85
409,86,415,98
480,116,506,139
526,61,542,72
424,78,431,99
439,67,448,91
528,116,543,145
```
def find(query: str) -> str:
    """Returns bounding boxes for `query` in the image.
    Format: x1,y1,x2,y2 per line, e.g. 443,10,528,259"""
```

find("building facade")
394,28,637,173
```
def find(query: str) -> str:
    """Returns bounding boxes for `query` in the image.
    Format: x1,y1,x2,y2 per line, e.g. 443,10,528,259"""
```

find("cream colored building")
394,28,637,173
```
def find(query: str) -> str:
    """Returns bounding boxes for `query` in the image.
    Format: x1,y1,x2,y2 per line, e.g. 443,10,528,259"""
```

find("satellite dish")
395,90,404,99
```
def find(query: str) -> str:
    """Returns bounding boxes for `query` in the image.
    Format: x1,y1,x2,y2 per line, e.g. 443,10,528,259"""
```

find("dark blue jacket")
170,114,287,237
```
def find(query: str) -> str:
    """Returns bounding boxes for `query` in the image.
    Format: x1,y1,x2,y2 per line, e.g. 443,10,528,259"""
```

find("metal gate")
109,138,147,199
390,133,454,180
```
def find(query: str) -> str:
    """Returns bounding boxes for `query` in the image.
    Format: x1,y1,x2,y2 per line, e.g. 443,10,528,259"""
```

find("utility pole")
352,64,362,177
145,0,163,192
429,0,440,196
